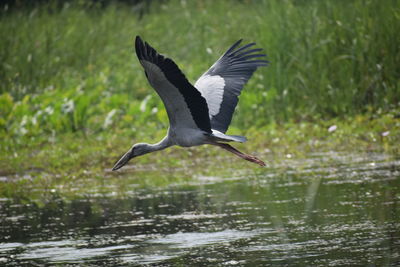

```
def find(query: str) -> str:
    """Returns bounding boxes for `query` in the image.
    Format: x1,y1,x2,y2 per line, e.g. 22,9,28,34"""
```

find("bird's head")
112,143,149,171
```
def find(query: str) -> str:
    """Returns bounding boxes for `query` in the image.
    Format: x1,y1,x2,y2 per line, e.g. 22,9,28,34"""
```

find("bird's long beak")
112,151,133,171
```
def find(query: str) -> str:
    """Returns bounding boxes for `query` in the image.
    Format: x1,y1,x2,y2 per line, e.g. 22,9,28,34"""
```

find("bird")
112,36,268,171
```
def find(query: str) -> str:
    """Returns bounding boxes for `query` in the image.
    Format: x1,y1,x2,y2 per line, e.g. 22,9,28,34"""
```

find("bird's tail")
210,130,247,143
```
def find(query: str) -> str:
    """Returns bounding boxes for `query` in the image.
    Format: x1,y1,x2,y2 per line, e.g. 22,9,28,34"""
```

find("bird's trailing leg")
215,143,266,166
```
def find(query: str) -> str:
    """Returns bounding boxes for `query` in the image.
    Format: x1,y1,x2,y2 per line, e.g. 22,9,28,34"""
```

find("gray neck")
144,135,172,154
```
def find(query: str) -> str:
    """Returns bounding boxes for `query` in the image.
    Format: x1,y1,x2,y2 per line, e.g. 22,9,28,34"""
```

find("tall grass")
0,0,399,141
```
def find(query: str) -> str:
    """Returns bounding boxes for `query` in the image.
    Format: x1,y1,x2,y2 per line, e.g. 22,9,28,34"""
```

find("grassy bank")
1,111,399,201
0,0,399,199
1,0,399,140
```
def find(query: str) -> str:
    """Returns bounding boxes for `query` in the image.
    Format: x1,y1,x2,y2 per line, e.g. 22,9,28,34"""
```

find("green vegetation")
1,0,399,189
1,111,398,202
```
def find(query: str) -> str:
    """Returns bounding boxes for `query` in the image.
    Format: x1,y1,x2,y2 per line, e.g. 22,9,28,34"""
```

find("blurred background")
1,0,398,141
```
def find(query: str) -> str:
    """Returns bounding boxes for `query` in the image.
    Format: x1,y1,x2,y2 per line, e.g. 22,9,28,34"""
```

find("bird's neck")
146,136,172,153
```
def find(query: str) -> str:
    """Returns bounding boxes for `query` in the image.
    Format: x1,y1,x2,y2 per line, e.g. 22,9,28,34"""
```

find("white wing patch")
194,75,225,118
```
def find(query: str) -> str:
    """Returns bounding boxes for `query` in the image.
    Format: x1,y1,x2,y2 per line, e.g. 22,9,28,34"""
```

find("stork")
112,36,268,171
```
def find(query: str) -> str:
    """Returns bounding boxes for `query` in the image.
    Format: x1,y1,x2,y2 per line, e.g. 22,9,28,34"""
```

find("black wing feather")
196,40,269,133
135,36,211,133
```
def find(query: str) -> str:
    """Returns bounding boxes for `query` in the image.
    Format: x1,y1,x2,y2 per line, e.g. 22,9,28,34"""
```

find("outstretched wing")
194,40,268,133
135,36,211,133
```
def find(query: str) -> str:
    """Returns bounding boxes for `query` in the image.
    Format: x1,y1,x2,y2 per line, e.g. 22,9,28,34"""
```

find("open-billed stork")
112,36,268,171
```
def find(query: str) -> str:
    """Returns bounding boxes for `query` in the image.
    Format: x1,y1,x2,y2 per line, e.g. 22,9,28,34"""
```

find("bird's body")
112,36,268,171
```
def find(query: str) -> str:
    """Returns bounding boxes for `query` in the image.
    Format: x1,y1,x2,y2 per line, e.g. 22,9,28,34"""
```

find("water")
1,152,399,266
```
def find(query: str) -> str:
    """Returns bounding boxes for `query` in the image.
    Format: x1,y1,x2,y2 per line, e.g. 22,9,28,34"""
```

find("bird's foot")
245,154,266,167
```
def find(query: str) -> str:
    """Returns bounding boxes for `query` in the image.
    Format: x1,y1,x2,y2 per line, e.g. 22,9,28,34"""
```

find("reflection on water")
1,152,399,266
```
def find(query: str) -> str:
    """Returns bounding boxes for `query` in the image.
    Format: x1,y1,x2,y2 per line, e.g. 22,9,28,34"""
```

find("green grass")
1,0,399,139
0,0,399,197
0,111,399,203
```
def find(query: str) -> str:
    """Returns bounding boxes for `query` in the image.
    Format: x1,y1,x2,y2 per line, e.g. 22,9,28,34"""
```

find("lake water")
1,151,399,266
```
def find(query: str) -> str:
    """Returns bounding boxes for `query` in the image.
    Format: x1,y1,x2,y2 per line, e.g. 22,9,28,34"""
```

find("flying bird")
112,36,268,171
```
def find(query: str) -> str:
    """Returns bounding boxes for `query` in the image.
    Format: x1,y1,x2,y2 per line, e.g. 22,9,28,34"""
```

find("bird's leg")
214,143,266,167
